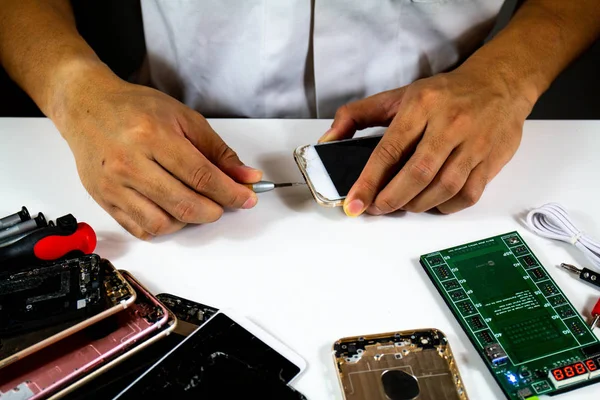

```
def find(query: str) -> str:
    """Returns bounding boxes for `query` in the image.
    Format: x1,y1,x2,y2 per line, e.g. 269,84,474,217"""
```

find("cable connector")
526,203,600,272
559,263,600,290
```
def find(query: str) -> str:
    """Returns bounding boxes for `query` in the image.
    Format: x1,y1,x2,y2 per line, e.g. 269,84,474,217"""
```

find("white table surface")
1,118,599,399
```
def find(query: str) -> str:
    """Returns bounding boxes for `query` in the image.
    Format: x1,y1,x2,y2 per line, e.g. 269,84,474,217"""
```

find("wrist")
456,54,543,115
44,58,122,130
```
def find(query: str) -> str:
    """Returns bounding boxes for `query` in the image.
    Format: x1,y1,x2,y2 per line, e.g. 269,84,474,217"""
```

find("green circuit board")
421,232,600,400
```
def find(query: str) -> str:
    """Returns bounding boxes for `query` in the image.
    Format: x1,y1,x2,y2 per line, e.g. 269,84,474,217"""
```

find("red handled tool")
0,214,96,267
590,298,600,330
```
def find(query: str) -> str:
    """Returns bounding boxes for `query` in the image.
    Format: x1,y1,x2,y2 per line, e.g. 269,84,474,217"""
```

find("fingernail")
242,196,257,209
344,199,364,217
366,205,383,215
241,165,261,174
318,128,334,143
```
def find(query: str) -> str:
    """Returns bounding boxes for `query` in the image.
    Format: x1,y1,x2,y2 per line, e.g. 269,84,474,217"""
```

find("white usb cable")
526,203,600,272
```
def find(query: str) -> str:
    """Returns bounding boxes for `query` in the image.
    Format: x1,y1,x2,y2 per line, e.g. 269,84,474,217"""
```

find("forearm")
0,0,118,120
459,0,600,108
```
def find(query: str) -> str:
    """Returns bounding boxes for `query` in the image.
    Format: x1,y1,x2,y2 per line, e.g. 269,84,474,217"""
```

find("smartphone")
58,293,216,400
115,310,306,398
158,351,308,399
0,270,172,400
47,272,179,399
0,259,136,370
294,135,382,206
333,328,468,400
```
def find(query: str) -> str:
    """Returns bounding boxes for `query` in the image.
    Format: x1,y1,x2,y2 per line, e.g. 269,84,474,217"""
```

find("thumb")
319,87,408,143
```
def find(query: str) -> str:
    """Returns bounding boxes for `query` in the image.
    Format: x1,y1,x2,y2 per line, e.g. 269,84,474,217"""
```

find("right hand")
53,71,261,239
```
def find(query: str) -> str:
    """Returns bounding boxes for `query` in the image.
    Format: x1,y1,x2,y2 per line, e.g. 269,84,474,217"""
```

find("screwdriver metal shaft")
591,315,599,330
244,181,305,193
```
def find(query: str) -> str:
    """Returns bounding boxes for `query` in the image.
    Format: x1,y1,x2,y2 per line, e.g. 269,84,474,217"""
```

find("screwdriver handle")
590,299,600,330
592,298,600,317
0,214,96,268
243,181,275,193
34,223,96,260
580,267,600,289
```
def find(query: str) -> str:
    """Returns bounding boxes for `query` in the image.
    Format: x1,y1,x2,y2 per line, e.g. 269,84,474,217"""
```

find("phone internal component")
0,255,104,336
156,293,217,325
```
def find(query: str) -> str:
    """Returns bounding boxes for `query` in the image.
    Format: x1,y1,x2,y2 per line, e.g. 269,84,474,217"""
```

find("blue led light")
506,372,518,384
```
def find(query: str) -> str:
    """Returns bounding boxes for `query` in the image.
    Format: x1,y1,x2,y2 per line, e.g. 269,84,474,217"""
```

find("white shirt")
141,0,505,118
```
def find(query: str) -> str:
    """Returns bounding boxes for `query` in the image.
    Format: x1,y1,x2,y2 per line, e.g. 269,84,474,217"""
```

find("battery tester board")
421,232,600,399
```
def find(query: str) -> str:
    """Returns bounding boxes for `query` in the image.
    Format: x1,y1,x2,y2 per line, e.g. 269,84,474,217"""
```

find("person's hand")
54,73,261,239
320,66,534,216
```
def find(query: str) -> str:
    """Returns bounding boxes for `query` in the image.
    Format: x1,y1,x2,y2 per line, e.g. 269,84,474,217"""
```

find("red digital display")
584,357,600,373
586,360,597,371
551,362,588,381
552,368,565,381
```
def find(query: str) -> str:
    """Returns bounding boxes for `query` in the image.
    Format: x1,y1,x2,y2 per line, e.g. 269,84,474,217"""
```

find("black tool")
0,212,47,244
0,206,30,230
560,263,600,290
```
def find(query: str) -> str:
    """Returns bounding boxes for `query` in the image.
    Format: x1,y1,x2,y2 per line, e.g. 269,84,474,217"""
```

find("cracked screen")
115,313,304,399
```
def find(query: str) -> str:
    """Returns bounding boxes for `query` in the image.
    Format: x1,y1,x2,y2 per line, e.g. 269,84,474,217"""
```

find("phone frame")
294,135,383,207
0,260,137,370
48,270,178,399
115,309,306,398
294,144,343,207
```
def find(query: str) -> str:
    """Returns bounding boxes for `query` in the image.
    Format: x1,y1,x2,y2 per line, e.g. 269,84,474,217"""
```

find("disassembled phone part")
156,293,217,335
0,258,136,370
421,232,600,399
333,328,468,400
47,271,179,400
0,270,172,400
0,254,104,337
115,311,306,398
58,293,213,399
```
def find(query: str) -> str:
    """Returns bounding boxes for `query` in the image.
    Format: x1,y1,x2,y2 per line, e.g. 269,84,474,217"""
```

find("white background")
1,118,599,399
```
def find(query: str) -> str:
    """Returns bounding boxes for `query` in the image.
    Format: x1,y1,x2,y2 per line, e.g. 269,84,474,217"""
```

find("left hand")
320,66,534,216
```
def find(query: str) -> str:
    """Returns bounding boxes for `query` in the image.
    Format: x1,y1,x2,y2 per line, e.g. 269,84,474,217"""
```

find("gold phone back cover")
333,328,468,400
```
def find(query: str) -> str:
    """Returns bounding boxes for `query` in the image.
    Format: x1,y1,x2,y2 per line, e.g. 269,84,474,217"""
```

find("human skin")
321,0,600,216
0,0,262,239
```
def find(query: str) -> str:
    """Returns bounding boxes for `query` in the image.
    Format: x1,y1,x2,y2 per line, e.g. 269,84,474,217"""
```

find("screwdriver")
560,263,600,290
243,181,305,193
590,298,600,330
0,212,47,244
0,206,30,230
